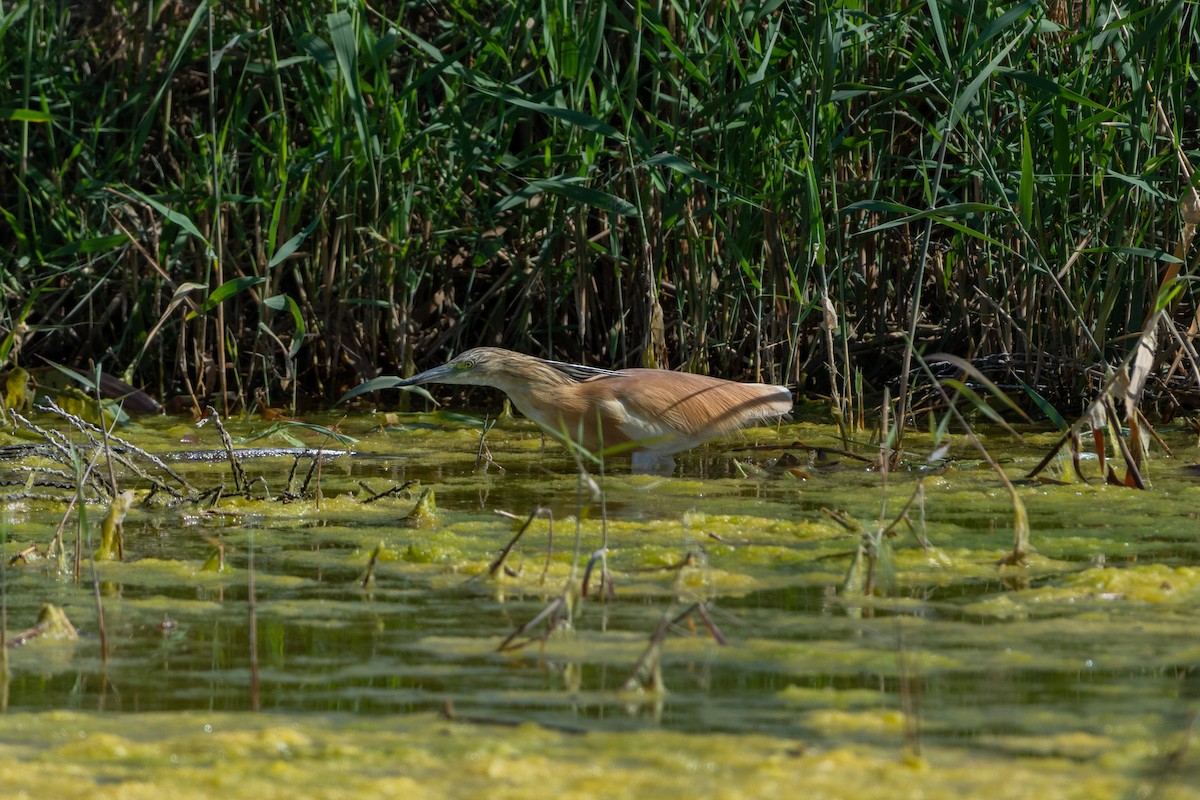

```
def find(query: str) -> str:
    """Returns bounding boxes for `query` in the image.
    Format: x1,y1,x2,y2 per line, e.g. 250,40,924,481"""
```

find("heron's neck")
488,355,577,396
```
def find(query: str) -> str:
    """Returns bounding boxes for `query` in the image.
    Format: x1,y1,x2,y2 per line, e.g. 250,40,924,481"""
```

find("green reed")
1,0,1195,420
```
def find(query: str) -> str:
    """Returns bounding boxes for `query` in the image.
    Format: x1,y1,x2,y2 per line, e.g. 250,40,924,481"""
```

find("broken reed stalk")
579,448,614,601
285,453,302,496
359,479,416,504
298,456,319,497
360,541,383,588
206,407,249,497
485,508,542,578
1103,397,1146,489
475,507,555,585
539,509,554,584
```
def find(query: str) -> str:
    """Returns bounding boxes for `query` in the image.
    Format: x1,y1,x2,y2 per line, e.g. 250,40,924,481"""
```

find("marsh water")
2,410,1199,798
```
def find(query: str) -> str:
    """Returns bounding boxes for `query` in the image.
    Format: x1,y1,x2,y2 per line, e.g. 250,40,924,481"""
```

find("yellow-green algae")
0,710,1194,800
3,413,1200,798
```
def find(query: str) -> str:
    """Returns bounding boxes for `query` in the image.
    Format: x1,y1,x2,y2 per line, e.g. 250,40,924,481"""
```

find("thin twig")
359,479,416,504
205,406,249,497
360,541,383,588
484,508,543,578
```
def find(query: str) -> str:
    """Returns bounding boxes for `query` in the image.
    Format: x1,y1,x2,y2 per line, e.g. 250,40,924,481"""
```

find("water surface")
2,411,1198,797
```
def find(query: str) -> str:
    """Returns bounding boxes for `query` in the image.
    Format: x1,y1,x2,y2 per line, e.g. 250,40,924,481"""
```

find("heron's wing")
578,370,792,443
542,358,628,382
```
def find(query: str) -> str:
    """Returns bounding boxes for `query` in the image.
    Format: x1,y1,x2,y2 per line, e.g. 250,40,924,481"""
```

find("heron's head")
396,347,537,390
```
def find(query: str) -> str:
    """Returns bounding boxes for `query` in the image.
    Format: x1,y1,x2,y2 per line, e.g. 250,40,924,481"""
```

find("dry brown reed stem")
358,479,416,504
476,507,556,583
484,508,545,578
205,406,249,497
883,480,931,551
298,457,320,498
1103,399,1146,489
360,541,383,589
670,602,729,647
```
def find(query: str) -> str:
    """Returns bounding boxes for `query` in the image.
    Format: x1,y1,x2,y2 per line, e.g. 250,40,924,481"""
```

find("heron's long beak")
390,363,459,387
336,363,454,405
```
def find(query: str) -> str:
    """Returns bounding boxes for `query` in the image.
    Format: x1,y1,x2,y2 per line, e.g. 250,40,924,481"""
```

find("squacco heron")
390,347,793,472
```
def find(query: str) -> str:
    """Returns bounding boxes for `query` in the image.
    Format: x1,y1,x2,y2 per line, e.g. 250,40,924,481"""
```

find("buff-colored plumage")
395,347,793,472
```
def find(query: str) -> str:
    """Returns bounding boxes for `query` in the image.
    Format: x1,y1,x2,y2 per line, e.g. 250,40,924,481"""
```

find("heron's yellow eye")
454,360,474,371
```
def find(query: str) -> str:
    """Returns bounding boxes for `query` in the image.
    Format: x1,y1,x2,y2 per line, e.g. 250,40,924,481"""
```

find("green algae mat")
1,411,1198,798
